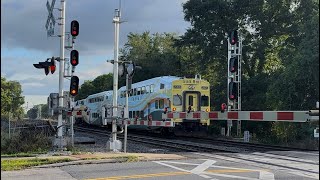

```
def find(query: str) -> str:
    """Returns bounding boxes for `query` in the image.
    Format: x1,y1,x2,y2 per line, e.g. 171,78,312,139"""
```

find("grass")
1,158,72,171
114,155,139,163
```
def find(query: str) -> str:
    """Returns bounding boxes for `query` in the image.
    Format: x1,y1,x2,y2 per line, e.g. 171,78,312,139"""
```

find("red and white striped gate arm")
117,120,175,127
163,111,316,122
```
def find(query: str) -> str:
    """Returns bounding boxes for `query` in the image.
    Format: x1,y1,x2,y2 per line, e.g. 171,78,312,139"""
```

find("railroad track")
74,126,305,153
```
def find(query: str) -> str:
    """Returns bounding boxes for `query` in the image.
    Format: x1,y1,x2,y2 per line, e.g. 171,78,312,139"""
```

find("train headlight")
206,108,209,112
172,107,176,111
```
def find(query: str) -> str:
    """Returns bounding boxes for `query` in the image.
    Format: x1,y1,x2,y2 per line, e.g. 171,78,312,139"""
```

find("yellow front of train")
170,75,210,126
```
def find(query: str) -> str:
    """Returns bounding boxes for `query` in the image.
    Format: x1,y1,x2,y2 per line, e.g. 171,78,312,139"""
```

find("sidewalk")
1,152,186,180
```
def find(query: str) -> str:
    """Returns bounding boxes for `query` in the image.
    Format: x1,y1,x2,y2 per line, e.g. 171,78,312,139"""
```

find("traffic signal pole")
57,0,66,149
107,8,122,151
227,30,242,137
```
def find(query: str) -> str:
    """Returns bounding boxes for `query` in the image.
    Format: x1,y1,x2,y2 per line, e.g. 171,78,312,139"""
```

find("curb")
34,158,128,168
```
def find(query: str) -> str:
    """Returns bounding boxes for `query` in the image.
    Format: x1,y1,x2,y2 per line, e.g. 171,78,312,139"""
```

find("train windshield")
201,95,209,106
173,95,182,105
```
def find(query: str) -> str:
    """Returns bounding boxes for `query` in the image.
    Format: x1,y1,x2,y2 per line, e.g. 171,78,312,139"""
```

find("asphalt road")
60,151,319,180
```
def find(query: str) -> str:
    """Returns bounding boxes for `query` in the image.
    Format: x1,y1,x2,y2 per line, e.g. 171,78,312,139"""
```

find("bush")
1,128,52,154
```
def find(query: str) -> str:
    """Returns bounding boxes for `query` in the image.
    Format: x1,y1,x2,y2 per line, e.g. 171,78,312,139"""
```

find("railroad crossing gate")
162,110,319,124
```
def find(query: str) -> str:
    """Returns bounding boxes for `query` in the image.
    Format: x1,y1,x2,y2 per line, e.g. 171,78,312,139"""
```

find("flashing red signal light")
70,50,79,66
221,103,227,113
70,20,79,37
50,57,56,74
50,65,56,74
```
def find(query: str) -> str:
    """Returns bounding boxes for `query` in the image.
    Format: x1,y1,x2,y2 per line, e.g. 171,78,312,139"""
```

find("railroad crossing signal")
45,0,56,36
70,20,79,37
70,76,79,96
33,57,56,75
70,50,79,66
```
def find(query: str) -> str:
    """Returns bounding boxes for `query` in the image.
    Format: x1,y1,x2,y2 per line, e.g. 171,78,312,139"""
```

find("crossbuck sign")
45,0,56,36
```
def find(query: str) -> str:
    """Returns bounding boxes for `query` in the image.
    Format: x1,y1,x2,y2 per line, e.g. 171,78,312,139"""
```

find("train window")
137,87,141,95
146,85,150,94
160,83,165,89
201,95,209,106
129,111,132,118
141,86,146,94
140,111,144,118
173,95,182,105
159,99,164,109
189,95,194,106
150,84,154,93
155,100,159,109
134,88,137,96
136,111,140,117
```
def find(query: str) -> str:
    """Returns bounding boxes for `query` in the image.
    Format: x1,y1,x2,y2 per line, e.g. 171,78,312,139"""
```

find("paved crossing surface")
2,151,319,180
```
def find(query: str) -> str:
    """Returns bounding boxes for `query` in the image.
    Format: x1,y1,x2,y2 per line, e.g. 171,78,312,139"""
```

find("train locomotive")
73,75,210,135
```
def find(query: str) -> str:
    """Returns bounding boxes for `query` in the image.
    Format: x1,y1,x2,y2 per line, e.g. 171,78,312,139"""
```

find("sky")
1,0,190,108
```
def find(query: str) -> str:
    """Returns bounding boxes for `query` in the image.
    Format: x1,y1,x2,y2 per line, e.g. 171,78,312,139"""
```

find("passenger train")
73,75,210,134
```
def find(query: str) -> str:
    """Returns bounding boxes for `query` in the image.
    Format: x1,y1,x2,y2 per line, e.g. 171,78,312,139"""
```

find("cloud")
1,0,190,96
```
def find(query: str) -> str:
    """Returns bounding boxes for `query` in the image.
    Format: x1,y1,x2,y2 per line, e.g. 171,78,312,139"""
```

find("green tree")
76,73,120,100
266,0,319,110
121,32,182,82
1,77,25,119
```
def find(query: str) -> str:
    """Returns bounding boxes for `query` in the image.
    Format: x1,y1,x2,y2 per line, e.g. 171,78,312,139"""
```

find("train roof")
118,76,180,90
86,90,113,99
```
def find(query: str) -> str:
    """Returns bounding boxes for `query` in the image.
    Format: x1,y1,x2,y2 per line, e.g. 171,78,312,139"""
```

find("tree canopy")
77,0,319,112
1,76,25,119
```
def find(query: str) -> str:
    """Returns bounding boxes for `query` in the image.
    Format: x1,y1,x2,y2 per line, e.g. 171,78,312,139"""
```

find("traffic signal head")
228,81,238,100
229,56,238,73
229,30,238,45
33,59,55,76
70,50,79,66
70,76,79,96
50,57,56,74
71,20,79,37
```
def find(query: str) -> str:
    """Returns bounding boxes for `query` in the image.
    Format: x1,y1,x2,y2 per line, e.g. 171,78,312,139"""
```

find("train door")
183,92,200,112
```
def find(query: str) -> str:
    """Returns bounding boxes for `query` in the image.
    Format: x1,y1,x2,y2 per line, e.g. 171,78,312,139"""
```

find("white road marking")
195,152,318,180
154,161,191,172
259,170,275,180
191,160,217,174
252,152,318,164
154,159,274,180
203,171,260,180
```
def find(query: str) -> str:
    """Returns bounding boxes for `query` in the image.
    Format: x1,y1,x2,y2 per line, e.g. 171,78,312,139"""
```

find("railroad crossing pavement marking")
155,159,274,180
194,152,319,179
84,159,272,180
